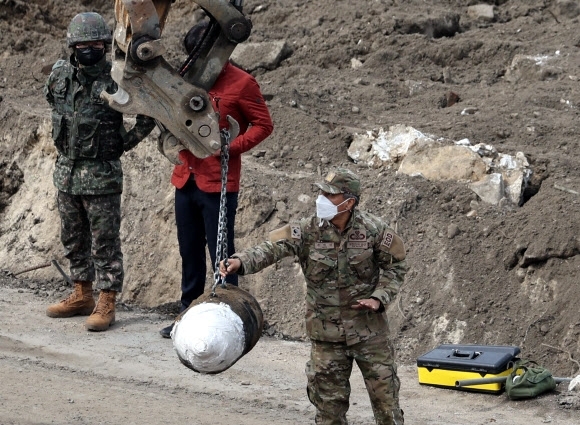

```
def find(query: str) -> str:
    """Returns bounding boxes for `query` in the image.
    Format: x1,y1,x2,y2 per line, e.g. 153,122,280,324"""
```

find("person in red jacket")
160,20,274,338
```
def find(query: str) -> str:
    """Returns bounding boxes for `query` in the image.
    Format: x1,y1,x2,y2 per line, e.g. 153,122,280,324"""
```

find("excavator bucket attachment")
102,0,252,159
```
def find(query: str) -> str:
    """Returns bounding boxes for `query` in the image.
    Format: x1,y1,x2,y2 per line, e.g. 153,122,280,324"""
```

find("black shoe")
160,323,174,339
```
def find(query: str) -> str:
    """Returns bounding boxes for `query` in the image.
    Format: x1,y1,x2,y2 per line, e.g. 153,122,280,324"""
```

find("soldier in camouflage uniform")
220,168,407,425
44,12,155,331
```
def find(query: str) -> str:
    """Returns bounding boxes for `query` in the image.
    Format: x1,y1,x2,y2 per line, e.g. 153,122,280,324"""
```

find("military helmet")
67,12,112,47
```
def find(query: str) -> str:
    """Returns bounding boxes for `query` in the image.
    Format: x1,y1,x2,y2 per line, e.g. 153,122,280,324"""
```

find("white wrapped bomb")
172,284,264,374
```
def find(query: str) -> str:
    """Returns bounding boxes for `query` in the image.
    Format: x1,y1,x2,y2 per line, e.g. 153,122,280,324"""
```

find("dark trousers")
175,178,238,312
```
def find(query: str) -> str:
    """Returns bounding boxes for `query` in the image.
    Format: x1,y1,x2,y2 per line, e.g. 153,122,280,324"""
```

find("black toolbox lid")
417,344,521,374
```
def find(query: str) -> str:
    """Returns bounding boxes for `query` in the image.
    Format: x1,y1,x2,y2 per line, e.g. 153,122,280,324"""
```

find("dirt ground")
1,282,578,425
1,0,580,423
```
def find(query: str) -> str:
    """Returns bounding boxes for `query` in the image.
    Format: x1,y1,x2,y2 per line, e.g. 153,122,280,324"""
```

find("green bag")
505,360,557,400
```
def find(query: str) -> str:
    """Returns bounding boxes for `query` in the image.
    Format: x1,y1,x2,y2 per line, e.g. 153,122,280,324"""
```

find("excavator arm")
101,0,251,160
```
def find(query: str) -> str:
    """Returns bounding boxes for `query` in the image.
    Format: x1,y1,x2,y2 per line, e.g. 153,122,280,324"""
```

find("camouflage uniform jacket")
44,56,155,195
233,210,407,345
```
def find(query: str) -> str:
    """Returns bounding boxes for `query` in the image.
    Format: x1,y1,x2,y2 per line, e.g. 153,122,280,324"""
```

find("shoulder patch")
290,224,302,239
268,224,302,243
380,231,406,261
52,59,66,71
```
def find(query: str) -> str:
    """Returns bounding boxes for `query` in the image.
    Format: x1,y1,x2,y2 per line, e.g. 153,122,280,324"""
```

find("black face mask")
74,46,105,66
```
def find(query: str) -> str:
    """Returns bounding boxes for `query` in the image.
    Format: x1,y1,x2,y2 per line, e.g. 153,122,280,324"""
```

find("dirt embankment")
1,0,579,410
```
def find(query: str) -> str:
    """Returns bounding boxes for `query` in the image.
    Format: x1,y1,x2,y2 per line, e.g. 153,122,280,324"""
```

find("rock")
404,80,425,96
446,91,460,107
351,58,363,69
505,54,563,83
348,125,435,168
439,91,460,108
497,151,531,205
399,145,487,182
553,0,580,20
251,4,269,14
469,173,505,205
467,5,495,22
568,375,580,392
515,268,527,282
443,67,454,84
252,150,267,158
447,224,460,239
231,41,292,72
394,12,460,38
461,107,478,115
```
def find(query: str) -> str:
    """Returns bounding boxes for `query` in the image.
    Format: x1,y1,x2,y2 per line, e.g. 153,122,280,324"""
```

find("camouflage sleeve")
122,114,156,152
232,223,303,275
44,77,53,106
370,227,408,306
372,260,408,307
44,59,67,107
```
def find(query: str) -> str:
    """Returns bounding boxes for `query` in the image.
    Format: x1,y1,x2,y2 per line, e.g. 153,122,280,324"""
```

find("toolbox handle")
450,349,481,360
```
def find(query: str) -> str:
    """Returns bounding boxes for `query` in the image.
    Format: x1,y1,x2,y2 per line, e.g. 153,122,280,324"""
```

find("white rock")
467,4,495,21
568,375,580,392
347,125,531,206
347,125,434,168
505,53,562,83
461,107,478,115
351,58,363,69
455,138,471,146
469,173,505,205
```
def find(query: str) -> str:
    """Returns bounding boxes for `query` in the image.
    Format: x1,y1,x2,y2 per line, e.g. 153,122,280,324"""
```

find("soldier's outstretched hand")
219,258,241,277
351,298,381,312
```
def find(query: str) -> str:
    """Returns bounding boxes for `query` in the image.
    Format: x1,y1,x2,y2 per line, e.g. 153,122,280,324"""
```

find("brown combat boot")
85,290,116,331
46,281,95,318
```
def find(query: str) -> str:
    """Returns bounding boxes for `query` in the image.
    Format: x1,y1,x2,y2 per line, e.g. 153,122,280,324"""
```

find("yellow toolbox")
417,344,521,393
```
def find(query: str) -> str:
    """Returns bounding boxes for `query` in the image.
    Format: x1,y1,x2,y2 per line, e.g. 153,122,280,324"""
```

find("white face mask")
316,195,348,221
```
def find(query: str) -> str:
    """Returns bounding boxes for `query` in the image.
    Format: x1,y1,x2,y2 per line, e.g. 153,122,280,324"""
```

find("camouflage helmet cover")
67,12,112,47
314,168,361,197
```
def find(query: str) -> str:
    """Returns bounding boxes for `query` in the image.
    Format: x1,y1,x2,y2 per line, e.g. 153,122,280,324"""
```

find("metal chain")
211,129,231,296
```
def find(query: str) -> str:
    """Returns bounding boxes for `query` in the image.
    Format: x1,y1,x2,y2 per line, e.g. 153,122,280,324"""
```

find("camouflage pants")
306,333,404,425
57,191,123,292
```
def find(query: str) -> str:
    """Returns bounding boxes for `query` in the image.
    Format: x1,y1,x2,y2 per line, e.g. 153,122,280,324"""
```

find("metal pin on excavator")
101,0,251,162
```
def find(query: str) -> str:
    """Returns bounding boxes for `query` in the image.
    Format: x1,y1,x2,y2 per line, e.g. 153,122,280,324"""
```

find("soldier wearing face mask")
43,12,155,332
220,168,407,425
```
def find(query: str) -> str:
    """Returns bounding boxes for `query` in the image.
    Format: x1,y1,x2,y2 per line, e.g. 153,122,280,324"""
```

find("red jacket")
171,62,273,192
